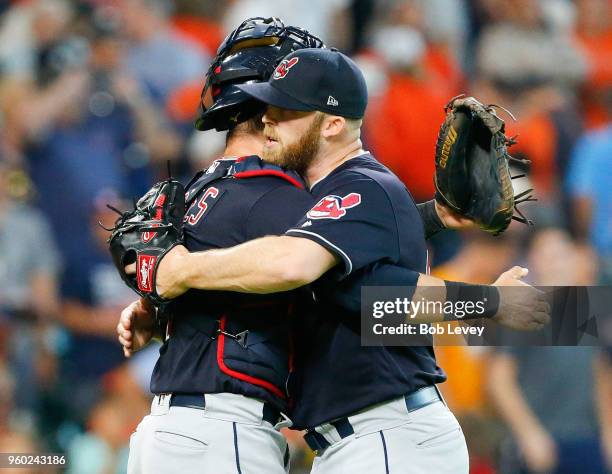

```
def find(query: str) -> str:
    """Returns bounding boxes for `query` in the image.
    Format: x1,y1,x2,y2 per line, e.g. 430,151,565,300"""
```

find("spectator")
66,396,131,474
0,357,16,436
0,159,61,417
472,0,587,201
0,0,72,79
362,1,465,207
595,348,612,471
0,161,60,327
488,346,608,474
566,114,612,283
432,229,524,473
58,195,142,424
476,0,587,90
222,0,351,49
118,0,209,106
524,224,597,286
20,11,181,272
0,2,607,472
376,0,465,94
573,0,612,129
171,12,224,57
364,2,456,203
487,225,607,473
421,0,469,48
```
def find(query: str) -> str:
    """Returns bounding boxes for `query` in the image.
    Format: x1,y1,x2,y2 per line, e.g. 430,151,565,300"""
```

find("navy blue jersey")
285,153,446,429
151,157,313,412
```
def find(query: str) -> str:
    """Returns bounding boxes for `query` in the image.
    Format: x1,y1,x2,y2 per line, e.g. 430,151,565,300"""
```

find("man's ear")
321,115,346,139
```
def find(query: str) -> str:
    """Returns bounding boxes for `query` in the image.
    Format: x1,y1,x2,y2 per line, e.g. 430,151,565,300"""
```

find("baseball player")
120,19,324,474
115,19,471,474
139,48,549,473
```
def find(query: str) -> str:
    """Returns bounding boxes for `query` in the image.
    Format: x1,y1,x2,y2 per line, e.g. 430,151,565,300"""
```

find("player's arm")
149,177,548,329
333,262,549,328
416,199,475,239
154,177,330,296
154,244,548,330
156,235,339,296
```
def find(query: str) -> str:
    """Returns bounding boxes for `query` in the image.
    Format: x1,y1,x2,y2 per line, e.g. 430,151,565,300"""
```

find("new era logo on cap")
327,96,338,106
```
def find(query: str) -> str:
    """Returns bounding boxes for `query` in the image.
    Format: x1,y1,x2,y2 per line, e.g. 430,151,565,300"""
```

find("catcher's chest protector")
153,156,308,406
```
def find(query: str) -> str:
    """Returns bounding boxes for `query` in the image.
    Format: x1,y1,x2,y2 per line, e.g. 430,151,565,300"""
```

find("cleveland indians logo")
273,57,299,80
306,193,362,220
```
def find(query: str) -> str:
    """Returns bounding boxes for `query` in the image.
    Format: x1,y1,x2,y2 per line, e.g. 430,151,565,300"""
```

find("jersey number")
185,187,220,226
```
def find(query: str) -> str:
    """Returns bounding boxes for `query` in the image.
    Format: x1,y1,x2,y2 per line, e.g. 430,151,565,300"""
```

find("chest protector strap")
185,155,304,208
180,156,303,400
233,155,304,189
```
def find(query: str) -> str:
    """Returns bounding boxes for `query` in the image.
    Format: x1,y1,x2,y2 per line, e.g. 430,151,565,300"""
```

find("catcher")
110,18,323,474
113,44,544,474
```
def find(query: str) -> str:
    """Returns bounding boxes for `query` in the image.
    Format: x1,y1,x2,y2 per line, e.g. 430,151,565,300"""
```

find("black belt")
304,386,443,453
169,393,282,425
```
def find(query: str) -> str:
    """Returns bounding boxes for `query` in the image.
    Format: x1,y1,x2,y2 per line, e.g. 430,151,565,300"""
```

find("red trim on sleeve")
234,170,304,189
216,316,287,400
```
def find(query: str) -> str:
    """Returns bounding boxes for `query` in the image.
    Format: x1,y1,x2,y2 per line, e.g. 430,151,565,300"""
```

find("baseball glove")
434,95,535,235
106,178,185,306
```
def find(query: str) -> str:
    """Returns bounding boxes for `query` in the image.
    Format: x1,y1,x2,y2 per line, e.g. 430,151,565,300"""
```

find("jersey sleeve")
245,184,313,239
329,262,420,312
285,174,400,279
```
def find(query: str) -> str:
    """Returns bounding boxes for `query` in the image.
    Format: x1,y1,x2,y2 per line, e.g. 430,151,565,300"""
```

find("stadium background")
0,0,610,472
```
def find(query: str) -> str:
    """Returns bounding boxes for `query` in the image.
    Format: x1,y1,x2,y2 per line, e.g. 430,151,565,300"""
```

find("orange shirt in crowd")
423,44,465,98
166,80,202,123
574,30,612,129
505,113,557,198
172,15,224,57
365,73,448,202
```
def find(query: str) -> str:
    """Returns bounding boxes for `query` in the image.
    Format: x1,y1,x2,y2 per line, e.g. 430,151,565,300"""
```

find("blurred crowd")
0,0,610,473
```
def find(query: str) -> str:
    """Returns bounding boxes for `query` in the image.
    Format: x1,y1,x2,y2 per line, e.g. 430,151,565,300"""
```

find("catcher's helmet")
195,17,324,132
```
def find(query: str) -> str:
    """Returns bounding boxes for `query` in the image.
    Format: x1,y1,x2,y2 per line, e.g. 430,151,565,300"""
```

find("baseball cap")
236,48,368,119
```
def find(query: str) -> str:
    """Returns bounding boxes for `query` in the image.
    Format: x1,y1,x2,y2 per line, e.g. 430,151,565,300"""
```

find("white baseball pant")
127,392,290,474
309,395,469,474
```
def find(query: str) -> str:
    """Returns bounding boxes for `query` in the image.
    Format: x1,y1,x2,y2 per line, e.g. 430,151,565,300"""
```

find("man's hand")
117,298,156,357
125,245,190,300
517,424,558,473
434,200,475,230
492,266,551,331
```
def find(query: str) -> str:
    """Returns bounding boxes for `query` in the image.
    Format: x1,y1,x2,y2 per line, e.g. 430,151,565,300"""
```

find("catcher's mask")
195,17,324,132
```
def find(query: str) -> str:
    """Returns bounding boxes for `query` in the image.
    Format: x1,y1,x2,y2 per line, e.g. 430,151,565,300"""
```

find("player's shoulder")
245,176,312,214
316,153,407,200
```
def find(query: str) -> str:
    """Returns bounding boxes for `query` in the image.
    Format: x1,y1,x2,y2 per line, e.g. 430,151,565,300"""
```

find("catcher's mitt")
106,178,185,306
434,95,535,235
